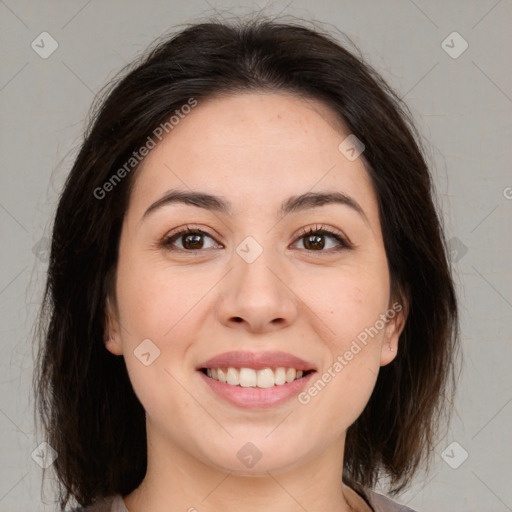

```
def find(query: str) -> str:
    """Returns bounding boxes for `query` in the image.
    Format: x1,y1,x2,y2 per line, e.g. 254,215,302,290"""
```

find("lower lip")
197,370,316,409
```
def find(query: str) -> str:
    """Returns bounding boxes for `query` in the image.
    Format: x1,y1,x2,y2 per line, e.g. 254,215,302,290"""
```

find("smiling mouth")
200,367,316,388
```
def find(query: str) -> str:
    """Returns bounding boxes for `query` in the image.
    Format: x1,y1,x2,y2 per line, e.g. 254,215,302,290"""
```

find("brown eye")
293,225,351,252
302,232,327,250
162,227,221,252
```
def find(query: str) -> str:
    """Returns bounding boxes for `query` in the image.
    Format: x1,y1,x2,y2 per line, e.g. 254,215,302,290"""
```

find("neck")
122,421,371,512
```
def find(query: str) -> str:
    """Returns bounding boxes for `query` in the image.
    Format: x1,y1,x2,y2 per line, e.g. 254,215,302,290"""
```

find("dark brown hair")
33,15,459,510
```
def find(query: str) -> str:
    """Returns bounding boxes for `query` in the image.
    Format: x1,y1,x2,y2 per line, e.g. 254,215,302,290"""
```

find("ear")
380,299,407,367
104,295,124,356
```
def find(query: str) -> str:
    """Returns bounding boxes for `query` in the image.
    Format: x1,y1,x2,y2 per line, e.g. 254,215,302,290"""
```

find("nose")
215,248,299,333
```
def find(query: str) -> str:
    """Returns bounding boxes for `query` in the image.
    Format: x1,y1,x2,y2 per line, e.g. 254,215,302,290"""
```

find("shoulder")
69,494,126,512
362,489,419,512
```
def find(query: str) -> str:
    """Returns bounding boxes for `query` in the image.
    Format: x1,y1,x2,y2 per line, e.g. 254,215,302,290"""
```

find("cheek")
300,280,385,434
116,249,205,339
117,280,196,424
312,259,390,344
301,258,389,409
300,259,389,392
112,251,197,401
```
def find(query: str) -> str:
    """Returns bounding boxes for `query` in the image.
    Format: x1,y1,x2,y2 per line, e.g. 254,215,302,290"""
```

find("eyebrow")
141,188,369,224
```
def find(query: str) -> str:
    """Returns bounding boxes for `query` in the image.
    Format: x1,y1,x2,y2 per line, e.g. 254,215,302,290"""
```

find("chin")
201,441,309,476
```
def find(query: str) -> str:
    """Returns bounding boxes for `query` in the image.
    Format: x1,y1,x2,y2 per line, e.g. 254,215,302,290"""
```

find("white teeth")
285,368,296,383
204,366,309,387
256,368,275,388
226,367,240,386
274,367,286,385
239,368,257,387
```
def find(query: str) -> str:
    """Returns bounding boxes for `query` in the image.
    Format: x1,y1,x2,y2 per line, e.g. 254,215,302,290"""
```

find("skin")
105,92,406,512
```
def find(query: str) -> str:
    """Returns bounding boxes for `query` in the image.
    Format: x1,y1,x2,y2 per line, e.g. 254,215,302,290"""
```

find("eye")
160,224,351,254
161,225,222,252
292,224,351,253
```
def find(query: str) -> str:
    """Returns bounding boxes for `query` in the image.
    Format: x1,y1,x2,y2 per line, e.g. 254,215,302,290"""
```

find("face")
105,92,405,476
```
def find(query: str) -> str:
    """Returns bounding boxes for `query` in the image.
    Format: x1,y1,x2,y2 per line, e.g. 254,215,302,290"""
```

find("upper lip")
197,351,317,371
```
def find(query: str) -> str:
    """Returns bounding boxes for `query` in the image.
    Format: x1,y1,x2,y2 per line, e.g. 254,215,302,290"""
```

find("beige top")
75,489,417,511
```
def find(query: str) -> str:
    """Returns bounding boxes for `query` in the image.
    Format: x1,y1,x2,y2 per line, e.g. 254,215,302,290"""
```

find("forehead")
128,92,377,221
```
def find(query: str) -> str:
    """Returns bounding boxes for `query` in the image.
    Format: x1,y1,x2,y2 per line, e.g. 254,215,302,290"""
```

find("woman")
33,16,459,512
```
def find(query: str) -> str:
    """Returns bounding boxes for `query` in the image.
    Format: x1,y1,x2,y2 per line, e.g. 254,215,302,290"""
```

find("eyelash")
160,224,352,254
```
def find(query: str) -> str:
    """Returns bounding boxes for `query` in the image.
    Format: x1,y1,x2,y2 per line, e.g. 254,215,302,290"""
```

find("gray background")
1,1,511,511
